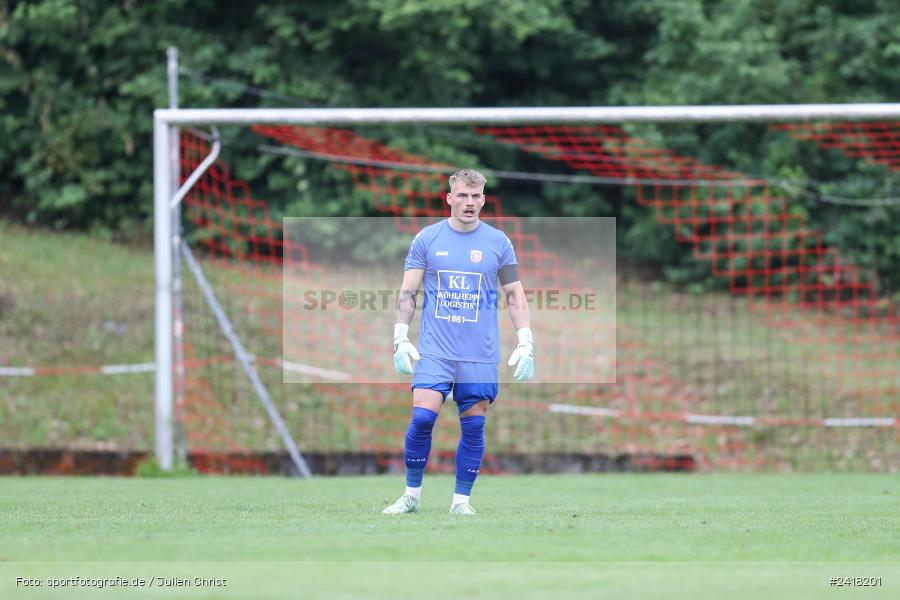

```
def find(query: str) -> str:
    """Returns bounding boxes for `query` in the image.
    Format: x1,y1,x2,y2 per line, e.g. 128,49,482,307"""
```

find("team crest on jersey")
470,250,482,263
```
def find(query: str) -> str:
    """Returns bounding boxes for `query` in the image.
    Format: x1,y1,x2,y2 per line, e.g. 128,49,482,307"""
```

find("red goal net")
176,119,899,473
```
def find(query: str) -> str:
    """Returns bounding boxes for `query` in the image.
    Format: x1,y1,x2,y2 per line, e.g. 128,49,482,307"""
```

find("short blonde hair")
448,168,487,190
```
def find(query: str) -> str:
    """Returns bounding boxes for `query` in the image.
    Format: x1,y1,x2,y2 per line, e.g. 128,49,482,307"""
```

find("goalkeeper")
384,169,533,516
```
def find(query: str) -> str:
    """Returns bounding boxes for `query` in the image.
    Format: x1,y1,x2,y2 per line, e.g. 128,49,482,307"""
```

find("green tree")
1,0,898,291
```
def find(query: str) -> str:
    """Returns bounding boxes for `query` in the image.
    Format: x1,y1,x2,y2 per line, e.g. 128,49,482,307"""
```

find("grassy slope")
0,474,897,599
0,222,155,449
1,221,896,470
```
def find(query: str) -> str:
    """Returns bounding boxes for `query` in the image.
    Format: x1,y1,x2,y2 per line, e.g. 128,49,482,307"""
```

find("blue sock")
455,415,486,495
405,407,438,487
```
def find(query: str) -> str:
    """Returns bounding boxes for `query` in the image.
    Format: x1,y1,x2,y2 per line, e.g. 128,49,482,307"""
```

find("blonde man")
385,169,534,515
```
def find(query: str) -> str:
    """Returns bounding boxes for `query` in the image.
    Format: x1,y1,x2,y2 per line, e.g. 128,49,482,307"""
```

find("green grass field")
1,474,898,599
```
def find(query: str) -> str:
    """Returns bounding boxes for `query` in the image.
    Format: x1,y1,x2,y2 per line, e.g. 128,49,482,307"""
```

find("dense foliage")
2,0,899,291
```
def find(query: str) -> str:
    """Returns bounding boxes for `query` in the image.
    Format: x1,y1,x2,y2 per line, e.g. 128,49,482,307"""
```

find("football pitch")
1,474,897,599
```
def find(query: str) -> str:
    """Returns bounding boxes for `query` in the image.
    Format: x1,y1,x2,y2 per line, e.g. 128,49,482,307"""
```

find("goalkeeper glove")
507,327,534,381
393,323,420,375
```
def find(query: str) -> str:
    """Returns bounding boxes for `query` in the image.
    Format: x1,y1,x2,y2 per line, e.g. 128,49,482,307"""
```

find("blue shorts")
412,354,499,415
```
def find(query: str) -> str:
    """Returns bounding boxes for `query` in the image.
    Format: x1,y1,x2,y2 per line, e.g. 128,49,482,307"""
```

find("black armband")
498,264,520,286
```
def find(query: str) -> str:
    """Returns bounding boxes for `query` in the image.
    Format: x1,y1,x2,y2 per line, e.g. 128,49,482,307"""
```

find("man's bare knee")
412,388,444,413
460,400,489,418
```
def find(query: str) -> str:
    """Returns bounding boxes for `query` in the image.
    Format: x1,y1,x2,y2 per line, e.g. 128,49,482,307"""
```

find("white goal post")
152,102,900,473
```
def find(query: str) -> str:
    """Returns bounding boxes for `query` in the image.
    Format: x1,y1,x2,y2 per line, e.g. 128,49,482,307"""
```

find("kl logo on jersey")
436,270,482,323
448,275,471,289
470,250,482,263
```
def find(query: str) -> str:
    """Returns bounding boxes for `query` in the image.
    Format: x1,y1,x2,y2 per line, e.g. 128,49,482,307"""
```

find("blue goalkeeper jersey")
404,219,518,363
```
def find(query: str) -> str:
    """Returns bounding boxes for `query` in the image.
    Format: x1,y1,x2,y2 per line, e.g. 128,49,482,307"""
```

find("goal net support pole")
179,240,312,477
